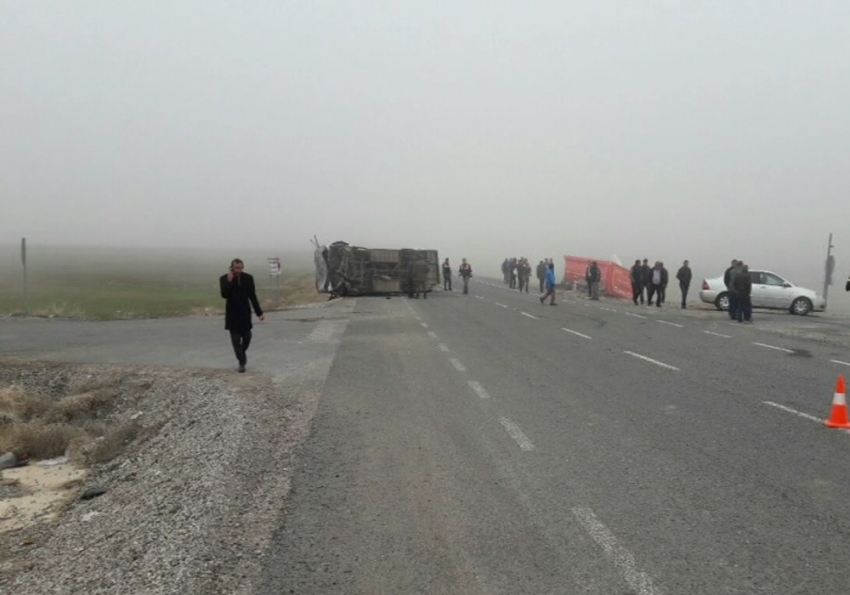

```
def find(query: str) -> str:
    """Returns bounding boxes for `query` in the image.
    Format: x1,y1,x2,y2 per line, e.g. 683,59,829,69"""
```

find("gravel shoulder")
0,301,351,595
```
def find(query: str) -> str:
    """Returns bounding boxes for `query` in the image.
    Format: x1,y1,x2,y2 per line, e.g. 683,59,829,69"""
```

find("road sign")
268,257,282,276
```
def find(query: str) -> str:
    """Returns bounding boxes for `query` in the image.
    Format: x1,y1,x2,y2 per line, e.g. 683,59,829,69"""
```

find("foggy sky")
2,1,850,289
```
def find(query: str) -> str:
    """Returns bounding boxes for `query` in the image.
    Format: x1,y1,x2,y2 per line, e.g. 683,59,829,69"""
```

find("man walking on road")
442,258,452,291
459,258,473,295
630,259,644,305
220,259,264,373
676,260,692,309
647,261,667,307
539,262,557,305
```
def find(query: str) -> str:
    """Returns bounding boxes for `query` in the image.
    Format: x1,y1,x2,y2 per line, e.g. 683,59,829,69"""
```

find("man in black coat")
630,259,644,305
220,259,264,373
676,260,692,309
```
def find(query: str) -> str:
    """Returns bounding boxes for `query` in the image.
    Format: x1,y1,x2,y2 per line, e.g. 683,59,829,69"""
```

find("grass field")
0,245,322,320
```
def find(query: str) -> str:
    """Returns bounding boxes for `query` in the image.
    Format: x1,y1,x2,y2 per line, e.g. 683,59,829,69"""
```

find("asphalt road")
258,281,850,594
4,286,850,594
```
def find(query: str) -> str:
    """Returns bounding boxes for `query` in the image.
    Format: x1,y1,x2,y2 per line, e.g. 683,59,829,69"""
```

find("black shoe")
238,363,246,373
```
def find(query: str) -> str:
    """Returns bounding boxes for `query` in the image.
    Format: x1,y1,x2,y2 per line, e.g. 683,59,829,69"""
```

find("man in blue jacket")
539,262,557,305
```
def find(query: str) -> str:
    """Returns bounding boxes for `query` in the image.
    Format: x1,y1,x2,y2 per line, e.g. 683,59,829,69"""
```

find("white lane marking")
753,342,794,354
830,360,850,367
468,380,491,399
624,351,679,371
562,328,592,340
498,417,535,451
521,312,538,320
704,330,732,338
625,312,647,319
572,506,664,595
496,302,508,308
763,401,822,424
420,322,428,328
657,320,684,328
427,331,438,339
475,295,484,300
449,358,467,372
438,343,450,352
600,307,618,312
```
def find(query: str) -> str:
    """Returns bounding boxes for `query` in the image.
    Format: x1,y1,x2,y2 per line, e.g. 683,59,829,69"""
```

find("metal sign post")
823,232,835,310
21,237,28,315
267,257,282,304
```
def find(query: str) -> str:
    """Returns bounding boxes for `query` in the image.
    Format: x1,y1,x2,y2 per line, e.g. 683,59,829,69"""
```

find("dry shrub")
52,389,117,422
0,422,87,460
80,421,142,465
0,386,51,422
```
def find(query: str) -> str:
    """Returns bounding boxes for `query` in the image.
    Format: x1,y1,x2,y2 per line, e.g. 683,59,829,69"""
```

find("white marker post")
268,257,282,304
21,237,28,315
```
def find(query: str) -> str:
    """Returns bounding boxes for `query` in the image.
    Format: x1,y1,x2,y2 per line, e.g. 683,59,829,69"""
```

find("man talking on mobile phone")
220,258,264,373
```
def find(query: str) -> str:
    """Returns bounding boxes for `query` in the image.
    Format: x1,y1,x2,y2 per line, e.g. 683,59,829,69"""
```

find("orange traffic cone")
825,375,850,429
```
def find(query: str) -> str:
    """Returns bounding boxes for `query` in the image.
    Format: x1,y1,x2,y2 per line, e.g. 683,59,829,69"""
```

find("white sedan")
699,270,826,316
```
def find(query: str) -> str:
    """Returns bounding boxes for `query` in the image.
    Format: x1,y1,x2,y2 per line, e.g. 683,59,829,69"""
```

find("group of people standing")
501,257,535,292
629,259,693,309
724,259,753,323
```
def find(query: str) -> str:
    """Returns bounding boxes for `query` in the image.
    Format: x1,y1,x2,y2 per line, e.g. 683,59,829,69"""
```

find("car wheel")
715,292,729,311
791,297,812,316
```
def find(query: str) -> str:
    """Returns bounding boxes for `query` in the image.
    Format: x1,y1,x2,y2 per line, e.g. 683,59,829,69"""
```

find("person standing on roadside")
536,260,546,293
726,260,742,320
640,259,652,303
540,261,557,305
442,258,452,291
630,259,644,305
734,264,753,323
724,259,738,320
459,258,473,295
589,261,601,300
676,260,692,309
220,259,264,373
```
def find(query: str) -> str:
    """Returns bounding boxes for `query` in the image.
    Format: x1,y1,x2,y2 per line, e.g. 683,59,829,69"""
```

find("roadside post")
21,237,28,315
268,257,282,304
823,232,834,310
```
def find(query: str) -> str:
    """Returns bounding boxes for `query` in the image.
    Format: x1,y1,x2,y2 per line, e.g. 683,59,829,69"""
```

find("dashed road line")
624,351,679,371
420,322,428,328
498,417,535,451
704,330,732,338
562,328,592,340
449,358,467,372
521,312,537,320
657,320,684,328
427,331,437,339
495,302,508,308
625,312,647,319
600,307,618,313
753,342,794,354
830,360,850,368
438,343,450,352
572,507,664,595
467,380,491,399
763,401,823,424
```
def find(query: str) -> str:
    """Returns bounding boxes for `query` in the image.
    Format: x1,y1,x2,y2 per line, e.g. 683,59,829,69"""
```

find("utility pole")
823,232,835,310
21,237,28,315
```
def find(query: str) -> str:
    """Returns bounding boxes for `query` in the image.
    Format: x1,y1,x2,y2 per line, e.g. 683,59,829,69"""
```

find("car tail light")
702,280,709,290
